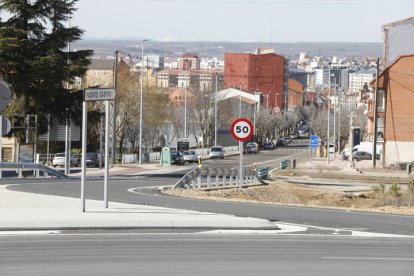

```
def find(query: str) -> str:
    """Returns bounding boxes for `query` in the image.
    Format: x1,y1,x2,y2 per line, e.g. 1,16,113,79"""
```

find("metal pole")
327,65,331,163
47,114,50,166
184,83,187,139
333,90,336,159
81,100,87,212
239,140,243,189
373,58,380,168
214,73,218,146
111,50,118,167
239,84,242,118
65,111,70,174
253,92,257,138
104,100,110,208
139,40,147,165
99,110,104,169
338,92,341,155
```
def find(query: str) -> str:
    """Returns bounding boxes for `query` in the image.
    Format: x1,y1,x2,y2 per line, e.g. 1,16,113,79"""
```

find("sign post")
82,88,116,212
231,118,254,189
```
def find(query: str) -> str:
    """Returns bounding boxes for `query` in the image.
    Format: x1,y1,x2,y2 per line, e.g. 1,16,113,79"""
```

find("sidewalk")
0,185,278,231
296,155,412,180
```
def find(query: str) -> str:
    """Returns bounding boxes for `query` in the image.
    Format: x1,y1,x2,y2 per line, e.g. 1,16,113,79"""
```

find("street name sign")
84,88,116,101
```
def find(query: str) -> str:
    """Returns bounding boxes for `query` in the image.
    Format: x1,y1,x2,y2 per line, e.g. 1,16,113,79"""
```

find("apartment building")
157,69,224,91
224,49,287,110
348,69,376,94
178,54,200,70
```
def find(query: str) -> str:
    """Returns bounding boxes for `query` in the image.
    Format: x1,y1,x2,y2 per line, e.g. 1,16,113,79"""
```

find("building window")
377,89,385,112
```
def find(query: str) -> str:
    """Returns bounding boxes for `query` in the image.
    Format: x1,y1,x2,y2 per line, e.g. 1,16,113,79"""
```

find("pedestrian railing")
174,166,263,189
0,162,67,178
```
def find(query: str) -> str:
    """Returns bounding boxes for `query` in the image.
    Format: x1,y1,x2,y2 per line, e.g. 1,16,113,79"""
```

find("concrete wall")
385,141,414,166
383,17,414,66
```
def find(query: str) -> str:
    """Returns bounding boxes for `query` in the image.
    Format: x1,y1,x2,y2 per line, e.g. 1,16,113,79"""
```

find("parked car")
86,152,101,167
262,143,275,150
182,150,197,163
283,136,292,143
290,133,298,139
276,138,288,147
246,142,259,154
208,146,225,159
171,151,184,165
352,151,380,162
52,153,80,167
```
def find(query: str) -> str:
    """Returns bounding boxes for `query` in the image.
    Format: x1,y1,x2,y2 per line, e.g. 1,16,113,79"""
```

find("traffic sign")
310,135,319,149
84,88,116,101
231,118,254,142
273,107,281,114
1,116,11,136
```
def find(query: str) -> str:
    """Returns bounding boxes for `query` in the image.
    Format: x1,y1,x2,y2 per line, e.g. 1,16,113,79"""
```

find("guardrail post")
222,169,227,186
197,171,201,188
207,168,211,188
215,168,219,187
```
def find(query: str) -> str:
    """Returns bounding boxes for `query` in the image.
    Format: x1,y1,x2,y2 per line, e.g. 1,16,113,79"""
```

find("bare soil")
165,179,414,216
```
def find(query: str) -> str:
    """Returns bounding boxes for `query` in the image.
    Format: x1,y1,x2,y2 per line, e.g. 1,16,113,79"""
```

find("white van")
352,142,382,155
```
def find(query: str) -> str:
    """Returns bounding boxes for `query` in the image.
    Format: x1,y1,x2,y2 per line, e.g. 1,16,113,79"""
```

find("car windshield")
54,153,65,157
183,151,194,155
211,147,222,152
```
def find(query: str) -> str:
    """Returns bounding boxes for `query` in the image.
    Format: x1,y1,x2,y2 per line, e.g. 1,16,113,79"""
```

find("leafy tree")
0,0,93,137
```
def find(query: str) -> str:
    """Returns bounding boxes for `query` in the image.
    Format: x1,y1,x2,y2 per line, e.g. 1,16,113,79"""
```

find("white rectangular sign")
84,88,116,101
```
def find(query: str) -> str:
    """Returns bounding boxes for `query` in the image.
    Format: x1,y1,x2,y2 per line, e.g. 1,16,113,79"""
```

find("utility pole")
348,112,356,165
373,58,380,168
327,64,331,163
112,50,119,167
214,73,218,146
139,40,148,165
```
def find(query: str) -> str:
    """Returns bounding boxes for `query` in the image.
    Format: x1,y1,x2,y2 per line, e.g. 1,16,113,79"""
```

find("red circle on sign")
231,118,254,142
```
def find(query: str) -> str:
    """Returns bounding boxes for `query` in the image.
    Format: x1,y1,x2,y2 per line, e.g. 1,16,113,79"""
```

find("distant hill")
73,39,382,59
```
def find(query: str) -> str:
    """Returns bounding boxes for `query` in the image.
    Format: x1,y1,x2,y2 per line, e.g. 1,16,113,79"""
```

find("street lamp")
327,63,331,163
139,39,148,165
214,73,218,146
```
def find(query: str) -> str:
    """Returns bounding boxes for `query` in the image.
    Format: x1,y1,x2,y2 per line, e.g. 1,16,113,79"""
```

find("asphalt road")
3,140,414,235
1,233,413,276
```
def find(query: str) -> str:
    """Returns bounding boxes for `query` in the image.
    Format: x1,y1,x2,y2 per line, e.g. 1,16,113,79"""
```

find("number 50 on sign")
231,118,254,142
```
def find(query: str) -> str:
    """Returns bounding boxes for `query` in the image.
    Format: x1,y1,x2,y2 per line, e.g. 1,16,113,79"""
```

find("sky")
72,0,414,42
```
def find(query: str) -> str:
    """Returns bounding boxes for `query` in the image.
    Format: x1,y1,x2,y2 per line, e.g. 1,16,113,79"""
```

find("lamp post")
327,64,331,163
184,81,187,139
139,39,148,165
214,73,218,145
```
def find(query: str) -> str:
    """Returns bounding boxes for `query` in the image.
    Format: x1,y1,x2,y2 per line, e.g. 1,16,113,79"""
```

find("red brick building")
224,50,286,110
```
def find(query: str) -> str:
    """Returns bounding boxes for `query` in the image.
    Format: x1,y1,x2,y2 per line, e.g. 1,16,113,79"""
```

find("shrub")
389,182,401,206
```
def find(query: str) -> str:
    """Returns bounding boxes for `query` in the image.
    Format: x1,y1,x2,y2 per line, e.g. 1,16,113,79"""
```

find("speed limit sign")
231,118,254,141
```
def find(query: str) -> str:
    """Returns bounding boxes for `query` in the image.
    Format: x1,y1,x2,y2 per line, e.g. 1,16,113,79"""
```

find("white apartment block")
348,69,376,94
314,67,330,86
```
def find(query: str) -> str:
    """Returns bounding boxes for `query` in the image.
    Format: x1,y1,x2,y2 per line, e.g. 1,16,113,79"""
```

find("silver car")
52,153,80,167
208,146,225,159
183,151,197,163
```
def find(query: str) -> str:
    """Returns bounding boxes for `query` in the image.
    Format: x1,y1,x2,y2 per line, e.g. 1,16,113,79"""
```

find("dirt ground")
165,179,414,216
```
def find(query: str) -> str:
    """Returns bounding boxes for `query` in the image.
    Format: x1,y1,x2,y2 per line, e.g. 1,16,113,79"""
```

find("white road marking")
199,224,307,235
0,230,60,236
323,257,414,261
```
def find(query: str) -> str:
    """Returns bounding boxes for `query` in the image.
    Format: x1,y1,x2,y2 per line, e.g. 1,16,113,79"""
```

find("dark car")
262,143,274,150
352,151,380,161
171,151,184,165
86,152,101,167
276,138,288,147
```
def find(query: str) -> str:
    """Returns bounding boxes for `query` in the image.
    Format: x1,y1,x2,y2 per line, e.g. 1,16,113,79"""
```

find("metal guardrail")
279,159,296,170
174,166,263,189
0,163,67,178
257,167,270,180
